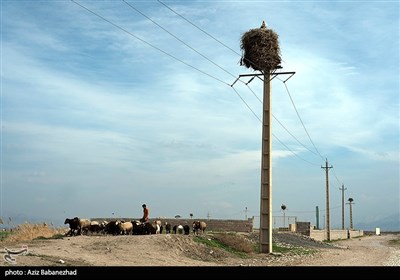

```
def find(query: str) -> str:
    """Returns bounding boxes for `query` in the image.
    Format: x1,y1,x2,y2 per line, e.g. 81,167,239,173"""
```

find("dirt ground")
0,231,398,267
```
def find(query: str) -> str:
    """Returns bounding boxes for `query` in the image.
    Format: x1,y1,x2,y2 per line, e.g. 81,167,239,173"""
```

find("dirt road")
294,234,399,266
0,232,398,267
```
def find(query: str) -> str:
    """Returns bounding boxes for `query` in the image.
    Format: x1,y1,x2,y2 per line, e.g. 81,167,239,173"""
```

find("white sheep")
118,221,133,235
154,220,162,234
78,218,91,235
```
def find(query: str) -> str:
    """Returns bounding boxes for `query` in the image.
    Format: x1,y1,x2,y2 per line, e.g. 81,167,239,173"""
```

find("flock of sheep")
64,217,207,236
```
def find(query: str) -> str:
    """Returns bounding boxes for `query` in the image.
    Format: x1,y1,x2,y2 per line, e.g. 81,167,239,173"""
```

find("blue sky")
1,0,399,230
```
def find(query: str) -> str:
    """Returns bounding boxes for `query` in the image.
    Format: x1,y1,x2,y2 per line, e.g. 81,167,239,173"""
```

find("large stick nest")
240,22,281,72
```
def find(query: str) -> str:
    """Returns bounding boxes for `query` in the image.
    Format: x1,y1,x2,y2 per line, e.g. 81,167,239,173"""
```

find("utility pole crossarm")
231,71,296,86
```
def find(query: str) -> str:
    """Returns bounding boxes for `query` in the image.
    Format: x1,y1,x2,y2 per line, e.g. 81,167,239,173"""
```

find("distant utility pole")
316,206,319,229
281,204,287,227
339,184,347,230
321,159,333,241
347,198,355,230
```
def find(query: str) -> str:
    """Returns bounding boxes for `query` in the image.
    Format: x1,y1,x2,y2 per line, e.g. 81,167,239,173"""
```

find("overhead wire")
332,166,344,187
157,0,242,58
279,79,325,161
70,0,261,143
73,0,320,167
122,0,238,81
72,0,342,183
154,0,347,209
245,84,322,159
156,0,272,79
155,0,324,166
70,0,229,86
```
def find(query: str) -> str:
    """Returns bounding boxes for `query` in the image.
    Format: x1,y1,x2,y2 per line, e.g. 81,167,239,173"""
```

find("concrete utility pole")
339,184,347,230
347,198,355,230
321,159,333,241
259,71,273,253
232,71,295,254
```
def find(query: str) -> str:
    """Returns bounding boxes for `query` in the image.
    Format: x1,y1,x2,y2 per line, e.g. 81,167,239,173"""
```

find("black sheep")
64,217,80,236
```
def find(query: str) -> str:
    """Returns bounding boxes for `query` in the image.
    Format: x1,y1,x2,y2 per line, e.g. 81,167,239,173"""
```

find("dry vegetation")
0,223,66,243
208,232,255,253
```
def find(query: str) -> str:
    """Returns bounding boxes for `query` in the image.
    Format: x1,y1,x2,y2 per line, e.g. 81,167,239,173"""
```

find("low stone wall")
309,229,364,241
349,230,364,238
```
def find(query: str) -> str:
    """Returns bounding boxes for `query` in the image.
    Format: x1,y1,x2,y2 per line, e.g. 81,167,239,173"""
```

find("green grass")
0,230,13,241
193,236,249,258
272,244,317,255
193,233,317,257
272,243,292,253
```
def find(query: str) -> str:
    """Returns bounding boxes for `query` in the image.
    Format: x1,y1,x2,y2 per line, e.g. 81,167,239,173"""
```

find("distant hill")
356,214,400,231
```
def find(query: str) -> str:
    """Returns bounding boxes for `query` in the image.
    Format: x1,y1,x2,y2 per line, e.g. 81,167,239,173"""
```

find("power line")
70,0,266,127
230,86,261,122
72,0,331,170
126,0,271,96
136,0,324,167
246,84,321,158
72,0,280,151
156,0,325,167
70,0,229,86
157,0,266,76
157,0,240,57
280,80,325,161
155,1,348,223
71,0,276,151
331,166,343,186
231,86,319,166
277,78,345,189
123,0,237,81
272,132,320,166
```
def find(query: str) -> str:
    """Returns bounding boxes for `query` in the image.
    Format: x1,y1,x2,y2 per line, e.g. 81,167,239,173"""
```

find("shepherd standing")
140,204,149,223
